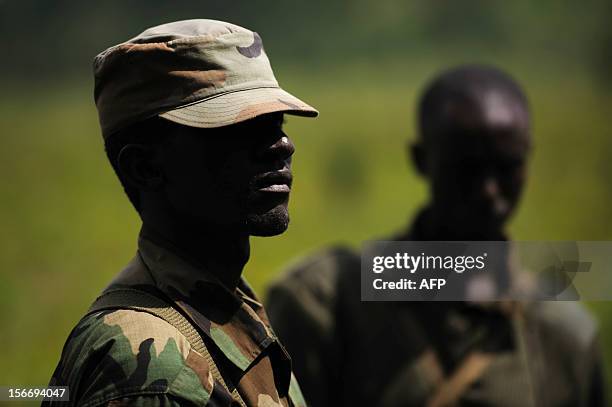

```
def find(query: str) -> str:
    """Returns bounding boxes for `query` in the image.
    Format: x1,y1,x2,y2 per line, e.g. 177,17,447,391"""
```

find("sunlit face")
425,90,531,237
158,113,295,236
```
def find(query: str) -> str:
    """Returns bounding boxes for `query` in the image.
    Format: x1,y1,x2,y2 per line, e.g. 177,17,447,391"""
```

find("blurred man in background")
267,65,606,406
46,19,317,406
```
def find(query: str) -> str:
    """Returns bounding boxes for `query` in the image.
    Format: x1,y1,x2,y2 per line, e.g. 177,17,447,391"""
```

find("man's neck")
407,205,513,296
140,220,250,291
412,205,507,241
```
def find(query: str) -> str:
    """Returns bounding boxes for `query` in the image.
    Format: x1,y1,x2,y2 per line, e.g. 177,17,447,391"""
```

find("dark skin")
411,86,532,240
407,76,534,366
117,112,293,290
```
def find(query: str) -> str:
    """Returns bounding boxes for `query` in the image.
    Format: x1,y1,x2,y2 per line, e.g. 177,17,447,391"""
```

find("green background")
1,0,611,402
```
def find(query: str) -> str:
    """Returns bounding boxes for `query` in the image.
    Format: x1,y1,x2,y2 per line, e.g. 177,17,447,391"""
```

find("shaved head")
418,65,530,146
411,65,532,239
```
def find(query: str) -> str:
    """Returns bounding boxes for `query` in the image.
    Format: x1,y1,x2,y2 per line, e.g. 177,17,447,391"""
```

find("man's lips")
258,184,291,193
252,169,292,193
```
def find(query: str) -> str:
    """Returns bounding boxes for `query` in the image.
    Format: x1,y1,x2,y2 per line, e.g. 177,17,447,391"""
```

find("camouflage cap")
94,19,318,139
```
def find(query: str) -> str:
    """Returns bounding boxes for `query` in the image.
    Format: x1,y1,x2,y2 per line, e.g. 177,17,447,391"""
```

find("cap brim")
158,87,318,128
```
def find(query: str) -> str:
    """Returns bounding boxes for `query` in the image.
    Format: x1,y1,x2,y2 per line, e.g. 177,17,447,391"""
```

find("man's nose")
482,176,500,200
481,175,510,215
259,134,295,162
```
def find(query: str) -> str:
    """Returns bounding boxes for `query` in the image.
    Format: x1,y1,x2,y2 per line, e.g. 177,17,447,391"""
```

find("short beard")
246,205,290,236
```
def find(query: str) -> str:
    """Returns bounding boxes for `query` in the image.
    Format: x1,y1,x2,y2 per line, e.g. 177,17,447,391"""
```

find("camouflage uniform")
45,19,317,407
46,235,306,406
267,210,606,407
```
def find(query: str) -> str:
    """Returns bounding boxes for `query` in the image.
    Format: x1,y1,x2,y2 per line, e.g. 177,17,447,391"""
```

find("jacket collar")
396,207,534,311
136,235,280,373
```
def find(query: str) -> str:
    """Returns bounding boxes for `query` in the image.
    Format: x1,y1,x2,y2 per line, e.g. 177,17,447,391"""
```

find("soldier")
46,19,318,406
267,65,606,406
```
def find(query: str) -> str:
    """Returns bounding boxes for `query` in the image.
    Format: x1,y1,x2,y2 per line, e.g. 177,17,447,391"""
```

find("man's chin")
246,205,290,237
460,218,507,239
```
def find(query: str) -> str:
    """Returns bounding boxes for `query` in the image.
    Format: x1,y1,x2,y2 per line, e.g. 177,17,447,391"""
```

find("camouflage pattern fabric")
94,19,317,139
46,235,306,407
266,212,606,407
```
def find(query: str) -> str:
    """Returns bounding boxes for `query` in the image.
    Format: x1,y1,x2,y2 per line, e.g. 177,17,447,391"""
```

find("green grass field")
1,58,611,400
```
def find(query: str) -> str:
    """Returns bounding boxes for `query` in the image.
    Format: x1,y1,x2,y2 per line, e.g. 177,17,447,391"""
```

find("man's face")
158,112,294,236
423,91,531,237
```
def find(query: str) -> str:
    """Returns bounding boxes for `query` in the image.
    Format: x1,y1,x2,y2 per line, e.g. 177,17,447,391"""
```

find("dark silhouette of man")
267,65,605,407
46,19,317,406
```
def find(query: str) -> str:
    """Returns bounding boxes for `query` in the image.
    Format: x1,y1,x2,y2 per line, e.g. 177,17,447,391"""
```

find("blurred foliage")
1,0,612,84
1,1,612,404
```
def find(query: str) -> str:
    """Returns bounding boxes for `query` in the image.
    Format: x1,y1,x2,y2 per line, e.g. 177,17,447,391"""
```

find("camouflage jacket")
46,235,306,407
266,215,606,407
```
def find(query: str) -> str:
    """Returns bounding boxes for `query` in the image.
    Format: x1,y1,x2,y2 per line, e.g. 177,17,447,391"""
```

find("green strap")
87,288,247,407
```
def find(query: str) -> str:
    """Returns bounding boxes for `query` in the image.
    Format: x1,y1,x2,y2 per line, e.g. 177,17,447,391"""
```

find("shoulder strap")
87,288,247,407
426,351,494,407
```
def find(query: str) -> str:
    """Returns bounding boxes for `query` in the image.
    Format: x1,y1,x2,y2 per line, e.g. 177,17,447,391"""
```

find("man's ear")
117,144,164,189
409,140,428,177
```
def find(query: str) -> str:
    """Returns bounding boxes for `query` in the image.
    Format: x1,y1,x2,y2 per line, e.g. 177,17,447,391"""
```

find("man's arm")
45,310,220,407
88,394,202,407
266,247,355,407
582,336,607,407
